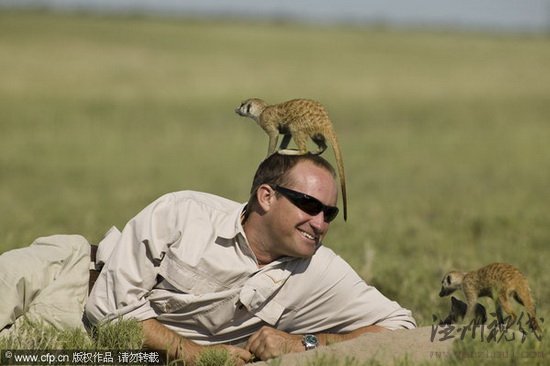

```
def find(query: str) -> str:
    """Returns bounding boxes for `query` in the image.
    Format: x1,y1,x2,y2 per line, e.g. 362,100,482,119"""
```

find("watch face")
303,334,319,349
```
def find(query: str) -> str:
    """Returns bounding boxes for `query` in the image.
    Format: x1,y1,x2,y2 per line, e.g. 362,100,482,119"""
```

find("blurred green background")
1,11,549,330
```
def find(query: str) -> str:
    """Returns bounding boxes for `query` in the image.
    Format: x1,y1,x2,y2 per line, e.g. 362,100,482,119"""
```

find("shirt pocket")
159,249,230,294
156,249,289,333
157,253,247,334
151,288,244,335
194,292,244,333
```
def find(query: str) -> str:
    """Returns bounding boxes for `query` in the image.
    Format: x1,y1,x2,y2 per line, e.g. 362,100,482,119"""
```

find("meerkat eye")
446,275,451,285
246,103,252,114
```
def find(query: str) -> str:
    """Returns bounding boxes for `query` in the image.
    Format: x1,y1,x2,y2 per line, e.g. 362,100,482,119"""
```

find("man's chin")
295,242,320,258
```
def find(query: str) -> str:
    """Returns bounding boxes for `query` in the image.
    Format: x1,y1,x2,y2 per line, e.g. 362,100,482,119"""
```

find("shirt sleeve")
85,193,180,324
279,247,417,333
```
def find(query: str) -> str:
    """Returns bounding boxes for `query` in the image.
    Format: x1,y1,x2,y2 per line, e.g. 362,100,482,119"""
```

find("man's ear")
256,184,275,212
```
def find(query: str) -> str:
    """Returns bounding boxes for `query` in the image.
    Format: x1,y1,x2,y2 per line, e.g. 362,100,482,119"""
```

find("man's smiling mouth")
299,229,317,241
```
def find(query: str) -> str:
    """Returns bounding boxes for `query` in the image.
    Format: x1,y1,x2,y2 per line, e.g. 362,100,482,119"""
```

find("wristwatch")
302,334,319,350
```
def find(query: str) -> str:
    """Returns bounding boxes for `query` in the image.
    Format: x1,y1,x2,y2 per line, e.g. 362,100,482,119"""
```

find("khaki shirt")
85,191,416,345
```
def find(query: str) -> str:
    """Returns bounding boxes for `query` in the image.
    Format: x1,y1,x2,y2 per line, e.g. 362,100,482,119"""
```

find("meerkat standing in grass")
439,263,540,332
235,98,348,220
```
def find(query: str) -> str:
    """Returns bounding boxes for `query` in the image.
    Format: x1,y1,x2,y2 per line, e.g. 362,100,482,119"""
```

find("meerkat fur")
235,98,348,221
439,262,540,332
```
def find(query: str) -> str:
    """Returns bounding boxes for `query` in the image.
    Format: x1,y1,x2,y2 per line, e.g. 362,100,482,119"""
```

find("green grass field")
1,10,549,364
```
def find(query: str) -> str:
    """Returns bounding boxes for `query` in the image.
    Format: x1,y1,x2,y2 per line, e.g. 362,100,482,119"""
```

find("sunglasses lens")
295,198,323,217
273,185,339,223
324,207,339,222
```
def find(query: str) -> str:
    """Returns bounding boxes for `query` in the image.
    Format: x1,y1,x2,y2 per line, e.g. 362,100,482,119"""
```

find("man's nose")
310,212,329,232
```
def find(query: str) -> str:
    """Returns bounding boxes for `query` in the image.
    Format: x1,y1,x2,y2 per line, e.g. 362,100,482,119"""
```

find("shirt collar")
217,202,248,240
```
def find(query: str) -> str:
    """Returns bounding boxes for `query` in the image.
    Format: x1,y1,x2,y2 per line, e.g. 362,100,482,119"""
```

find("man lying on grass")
1,153,416,365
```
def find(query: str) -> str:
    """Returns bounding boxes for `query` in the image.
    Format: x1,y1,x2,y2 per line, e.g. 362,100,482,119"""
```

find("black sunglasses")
270,185,339,223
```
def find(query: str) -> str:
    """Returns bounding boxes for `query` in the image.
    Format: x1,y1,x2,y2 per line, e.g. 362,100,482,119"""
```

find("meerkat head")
439,271,465,297
235,98,267,121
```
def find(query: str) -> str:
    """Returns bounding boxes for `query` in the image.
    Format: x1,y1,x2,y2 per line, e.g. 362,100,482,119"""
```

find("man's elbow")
376,309,417,330
84,297,108,325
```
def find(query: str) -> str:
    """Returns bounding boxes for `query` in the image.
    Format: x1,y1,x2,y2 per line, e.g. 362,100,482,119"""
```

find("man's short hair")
247,153,336,209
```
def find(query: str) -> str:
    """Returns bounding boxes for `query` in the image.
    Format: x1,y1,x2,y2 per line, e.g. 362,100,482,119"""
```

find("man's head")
248,153,337,209
244,153,339,263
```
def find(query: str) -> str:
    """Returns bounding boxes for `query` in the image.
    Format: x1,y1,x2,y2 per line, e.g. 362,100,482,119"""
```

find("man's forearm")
141,318,202,363
141,318,252,366
318,324,387,346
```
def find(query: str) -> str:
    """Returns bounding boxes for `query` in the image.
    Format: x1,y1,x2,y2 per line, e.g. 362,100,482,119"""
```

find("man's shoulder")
162,190,242,211
160,191,245,237
312,245,338,264
292,246,352,278
277,246,358,309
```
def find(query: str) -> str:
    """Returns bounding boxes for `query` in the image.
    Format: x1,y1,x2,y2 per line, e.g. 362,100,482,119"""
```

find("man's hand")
245,326,303,361
245,324,388,361
141,319,253,365
205,344,253,366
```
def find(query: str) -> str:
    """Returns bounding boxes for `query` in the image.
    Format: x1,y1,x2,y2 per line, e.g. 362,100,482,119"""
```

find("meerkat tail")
516,286,540,331
327,131,347,221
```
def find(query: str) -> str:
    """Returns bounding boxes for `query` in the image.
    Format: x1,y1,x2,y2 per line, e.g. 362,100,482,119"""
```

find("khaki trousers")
0,235,90,335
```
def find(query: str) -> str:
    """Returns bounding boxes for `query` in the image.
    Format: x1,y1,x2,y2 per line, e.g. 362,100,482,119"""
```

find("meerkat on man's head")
439,263,540,332
235,98,348,221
